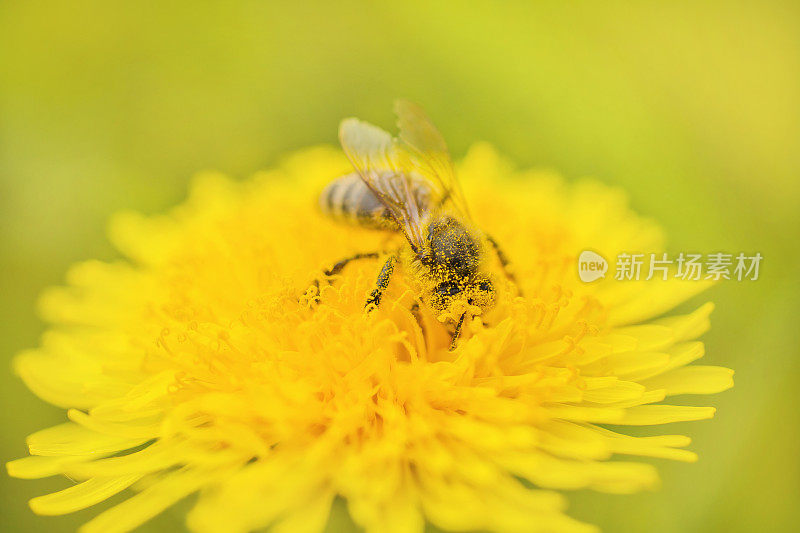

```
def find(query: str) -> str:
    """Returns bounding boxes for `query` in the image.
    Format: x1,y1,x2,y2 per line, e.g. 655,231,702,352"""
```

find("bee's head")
428,274,496,314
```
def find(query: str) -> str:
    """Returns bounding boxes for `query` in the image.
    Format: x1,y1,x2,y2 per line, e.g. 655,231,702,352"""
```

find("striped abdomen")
319,172,432,230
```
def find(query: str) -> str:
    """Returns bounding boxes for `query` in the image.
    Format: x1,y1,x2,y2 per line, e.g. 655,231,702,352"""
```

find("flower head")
8,144,733,532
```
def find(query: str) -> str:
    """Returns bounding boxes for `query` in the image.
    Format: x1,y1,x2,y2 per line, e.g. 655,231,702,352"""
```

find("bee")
315,100,519,348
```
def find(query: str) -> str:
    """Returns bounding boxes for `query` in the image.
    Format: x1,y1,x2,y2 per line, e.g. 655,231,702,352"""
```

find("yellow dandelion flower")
7,143,733,533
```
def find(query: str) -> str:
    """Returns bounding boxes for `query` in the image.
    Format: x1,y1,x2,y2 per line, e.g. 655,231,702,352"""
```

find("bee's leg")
486,234,523,296
310,251,381,304
449,311,467,351
365,255,398,310
410,301,427,348
325,252,381,277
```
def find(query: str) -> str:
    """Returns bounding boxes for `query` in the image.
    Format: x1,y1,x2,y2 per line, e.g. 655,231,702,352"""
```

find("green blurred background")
1,1,798,531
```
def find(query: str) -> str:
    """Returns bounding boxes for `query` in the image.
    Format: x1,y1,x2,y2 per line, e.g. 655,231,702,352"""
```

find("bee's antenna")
449,311,467,351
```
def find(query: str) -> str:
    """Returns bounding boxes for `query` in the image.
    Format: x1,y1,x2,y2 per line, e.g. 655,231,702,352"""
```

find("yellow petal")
629,342,705,381
586,426,698,462
545,405,625,423
640,366,734,395
581,380,646,404
606,279,713,326
7,455,95,479
537,421,611,460
498,450,659,493
68,409,161,440
653,302,714,342
615,405,716,425
80,467,230,533
29,475,141,515
62,442,183,479
661,342,706,373
611,324,675,351
26,423,148,456
583,351,670,379
271,491,336,533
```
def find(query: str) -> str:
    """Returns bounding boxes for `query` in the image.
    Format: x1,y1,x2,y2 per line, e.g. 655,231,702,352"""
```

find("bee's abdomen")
319,173,396,230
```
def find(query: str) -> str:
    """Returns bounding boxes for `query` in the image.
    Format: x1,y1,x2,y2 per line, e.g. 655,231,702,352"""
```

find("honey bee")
316,101,518,348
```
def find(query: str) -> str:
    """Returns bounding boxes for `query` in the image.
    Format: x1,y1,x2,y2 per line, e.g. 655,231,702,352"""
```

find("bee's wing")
339,117,428,253
394,100,472,220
